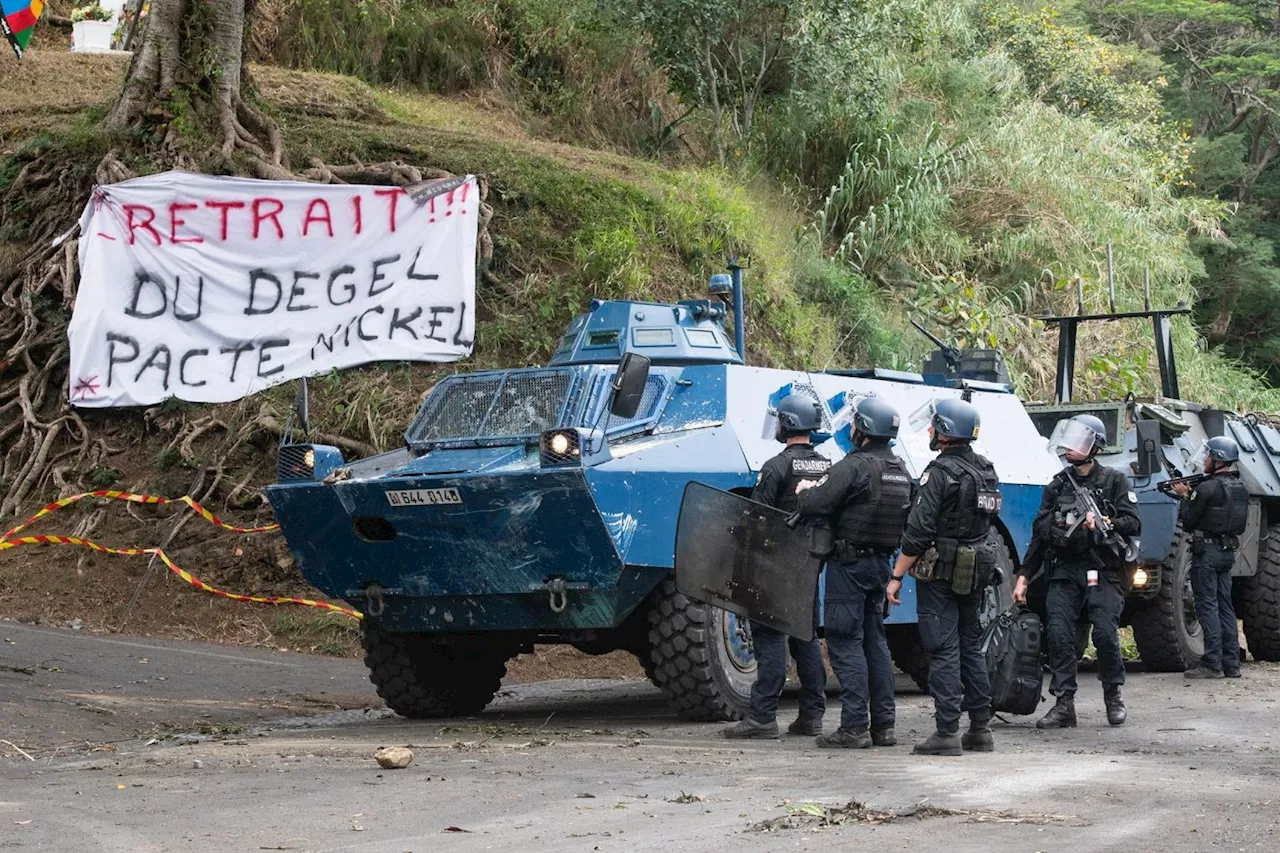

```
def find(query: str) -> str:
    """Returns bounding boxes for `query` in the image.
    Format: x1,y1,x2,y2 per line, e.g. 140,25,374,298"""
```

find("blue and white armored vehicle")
266,263,1061,720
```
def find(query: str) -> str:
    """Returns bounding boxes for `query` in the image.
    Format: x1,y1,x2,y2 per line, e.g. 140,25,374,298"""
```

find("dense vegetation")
255,0,1280,409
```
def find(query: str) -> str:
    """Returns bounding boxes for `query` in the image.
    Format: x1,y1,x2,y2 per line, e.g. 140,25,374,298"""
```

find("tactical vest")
1047,474,1093,556
934,453,1001,544
773,447,832,513
1199,473,1249,536
836,454,912,550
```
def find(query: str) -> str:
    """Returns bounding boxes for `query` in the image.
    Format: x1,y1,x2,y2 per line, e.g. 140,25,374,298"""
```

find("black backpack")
980,606,1044,716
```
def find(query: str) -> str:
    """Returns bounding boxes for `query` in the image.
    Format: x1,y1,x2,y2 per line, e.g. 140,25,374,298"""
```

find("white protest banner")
67,170,477,407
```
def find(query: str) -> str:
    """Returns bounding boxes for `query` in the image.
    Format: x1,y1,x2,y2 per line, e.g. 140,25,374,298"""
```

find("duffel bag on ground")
980,605,1044,716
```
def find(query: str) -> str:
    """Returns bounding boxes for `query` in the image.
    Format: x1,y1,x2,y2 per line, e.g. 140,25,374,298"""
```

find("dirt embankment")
0,53,642,681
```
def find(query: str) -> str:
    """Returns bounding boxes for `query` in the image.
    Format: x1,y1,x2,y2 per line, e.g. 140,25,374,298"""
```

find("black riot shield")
674,481,821,641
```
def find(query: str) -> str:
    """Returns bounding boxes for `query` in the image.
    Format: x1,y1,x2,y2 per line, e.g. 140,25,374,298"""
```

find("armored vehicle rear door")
674,482,820,640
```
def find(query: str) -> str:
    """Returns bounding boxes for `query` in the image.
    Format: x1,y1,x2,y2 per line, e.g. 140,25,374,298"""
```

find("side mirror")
610,352,651,419
1134,419,1162,477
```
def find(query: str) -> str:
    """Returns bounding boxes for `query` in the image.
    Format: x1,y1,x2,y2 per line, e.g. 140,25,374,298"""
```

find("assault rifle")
1062,473,1139,567
1156,472,1207,499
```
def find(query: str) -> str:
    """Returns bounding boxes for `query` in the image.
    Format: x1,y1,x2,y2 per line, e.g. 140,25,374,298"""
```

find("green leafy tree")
611,0,903,162
1082,0,1280,379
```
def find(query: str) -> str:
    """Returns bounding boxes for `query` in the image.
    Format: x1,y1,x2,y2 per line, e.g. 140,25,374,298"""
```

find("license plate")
385,488,463,507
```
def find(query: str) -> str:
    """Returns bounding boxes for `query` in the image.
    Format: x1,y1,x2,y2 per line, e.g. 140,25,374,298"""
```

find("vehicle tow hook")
365,584,386,617
545,578,568,613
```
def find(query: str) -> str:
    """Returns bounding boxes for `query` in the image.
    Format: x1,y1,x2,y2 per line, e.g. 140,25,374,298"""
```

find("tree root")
1,79,493,524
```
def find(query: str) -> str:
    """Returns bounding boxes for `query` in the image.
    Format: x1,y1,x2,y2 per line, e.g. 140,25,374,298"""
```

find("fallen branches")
752,799,1088,832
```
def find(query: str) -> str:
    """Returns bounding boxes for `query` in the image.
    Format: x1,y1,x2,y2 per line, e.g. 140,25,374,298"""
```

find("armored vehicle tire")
885,531,1016,694
361,621,512,718
645,578,754,722
1129,526,1202,672
1238,520,1280,662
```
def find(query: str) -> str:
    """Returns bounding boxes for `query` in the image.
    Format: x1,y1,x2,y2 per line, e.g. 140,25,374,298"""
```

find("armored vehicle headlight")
1132,568,1149,587
540,429,581,466
277,443,345,482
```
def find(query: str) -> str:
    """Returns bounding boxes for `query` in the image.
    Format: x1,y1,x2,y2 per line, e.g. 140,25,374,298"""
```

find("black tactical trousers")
916,577,991,734
824,556,896,732
748,602,827,723
1191,542,1241,674
1046,570,1125,697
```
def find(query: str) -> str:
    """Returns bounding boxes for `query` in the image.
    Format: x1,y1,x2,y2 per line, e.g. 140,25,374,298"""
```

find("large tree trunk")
106,0,288,178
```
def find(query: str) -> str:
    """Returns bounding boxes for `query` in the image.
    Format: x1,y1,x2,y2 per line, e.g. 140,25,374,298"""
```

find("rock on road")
3,622,1280,852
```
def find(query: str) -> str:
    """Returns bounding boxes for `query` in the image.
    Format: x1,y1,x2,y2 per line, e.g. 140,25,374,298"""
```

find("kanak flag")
2,0,44,58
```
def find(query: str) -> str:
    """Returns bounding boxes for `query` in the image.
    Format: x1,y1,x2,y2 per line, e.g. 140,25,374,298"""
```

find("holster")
808,521,834,559
1191,531,1205,556
909,547,939,581
916,537,959,584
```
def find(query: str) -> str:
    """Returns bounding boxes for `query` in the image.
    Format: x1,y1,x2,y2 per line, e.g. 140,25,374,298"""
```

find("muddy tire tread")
645,578,748,722
1239,520,1280,662
1129,526,1194,672
361,621,508,718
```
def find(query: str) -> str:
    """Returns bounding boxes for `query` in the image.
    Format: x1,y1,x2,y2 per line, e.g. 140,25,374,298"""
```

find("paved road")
3,623,1280,852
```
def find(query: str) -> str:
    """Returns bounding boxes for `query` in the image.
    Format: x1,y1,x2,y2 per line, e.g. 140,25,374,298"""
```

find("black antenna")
1106,243,1116,314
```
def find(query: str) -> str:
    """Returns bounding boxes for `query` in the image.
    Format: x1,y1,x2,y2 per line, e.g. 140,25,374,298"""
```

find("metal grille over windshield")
408,370,575,444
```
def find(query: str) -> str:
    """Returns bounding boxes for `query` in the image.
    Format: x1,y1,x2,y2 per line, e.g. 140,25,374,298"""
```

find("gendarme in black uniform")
1179,436,1249,679
723,395,829,740
1017,414,1140,729
753,445,832,512
890,398,1001,756
795,397,910,749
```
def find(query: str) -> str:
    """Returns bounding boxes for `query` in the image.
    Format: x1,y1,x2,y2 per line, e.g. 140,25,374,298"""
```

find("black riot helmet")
1207,436,1240,464
853,397,900,442
930,398,980,444
775,394,822,441
1055,414,1107,464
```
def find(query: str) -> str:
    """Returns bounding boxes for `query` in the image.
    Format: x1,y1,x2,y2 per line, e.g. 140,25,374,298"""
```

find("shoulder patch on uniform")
1127,491,1136,503
919,471,930,486
1190,490,1198,501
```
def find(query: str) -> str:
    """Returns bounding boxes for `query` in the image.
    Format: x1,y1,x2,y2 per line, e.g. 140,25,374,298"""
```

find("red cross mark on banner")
73,376,100,400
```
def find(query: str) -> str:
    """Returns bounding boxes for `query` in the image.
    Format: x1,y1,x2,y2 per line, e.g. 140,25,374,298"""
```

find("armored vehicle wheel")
361,621,512,718
1129,526,1202,671
1238,520,1280,661
645,578,754,722
885,530,1016,694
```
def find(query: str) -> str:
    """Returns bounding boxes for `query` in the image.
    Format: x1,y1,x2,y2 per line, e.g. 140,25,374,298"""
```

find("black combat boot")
1104,686,1126,726
787,716,823,736
815,727,872,749
961,720,995,752
871,727,897,747
1036,696,1077,729
912,731,963,756
1184,665,1224,680
722,718,780,739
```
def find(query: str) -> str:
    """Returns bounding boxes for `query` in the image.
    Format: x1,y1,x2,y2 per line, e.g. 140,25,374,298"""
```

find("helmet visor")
1189,441,1210,473
1051,419,1099,458
761,409,779,440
